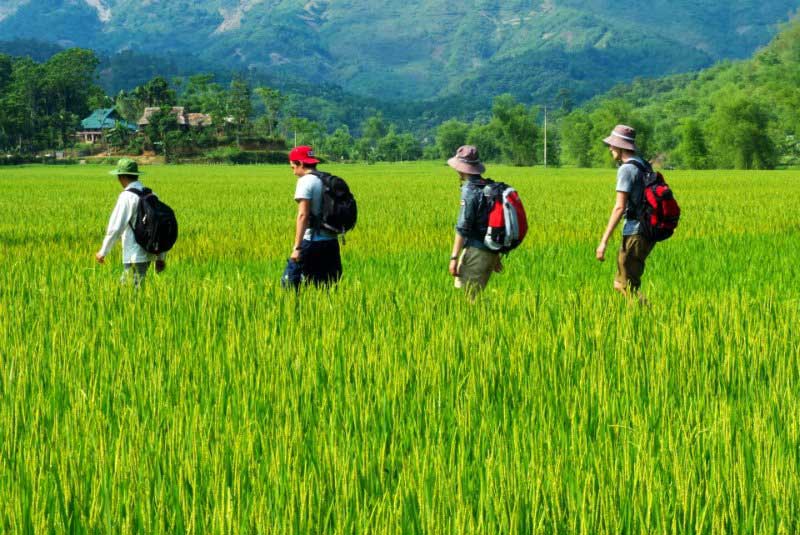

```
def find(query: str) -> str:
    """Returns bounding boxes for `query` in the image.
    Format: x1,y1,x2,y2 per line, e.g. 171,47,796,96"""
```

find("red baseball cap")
288,145,320,164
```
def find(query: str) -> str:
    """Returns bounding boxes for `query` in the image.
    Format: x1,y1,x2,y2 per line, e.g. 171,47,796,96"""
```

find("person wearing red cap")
282,145,342,288
596,124,654,303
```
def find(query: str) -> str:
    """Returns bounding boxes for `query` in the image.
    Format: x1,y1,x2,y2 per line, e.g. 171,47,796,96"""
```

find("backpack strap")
124,187,150,196
306,171,329,235
622,159,653,220
624,159,652,173
125,187,149,230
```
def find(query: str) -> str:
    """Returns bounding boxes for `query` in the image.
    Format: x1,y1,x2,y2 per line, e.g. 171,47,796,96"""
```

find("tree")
466,120,503,162
105,120,134,154
254,86,286,138
376,126,401,161
40,48,101,148
283,117,323,148
322,125,353,160
360,113,387,147
436,119,470,159
674,119,709,169
396,133,422,161
144,106,181,162
227,78,252,146
560,111,594,167
707,95,777,169
491,94,539,166
133,76,176,108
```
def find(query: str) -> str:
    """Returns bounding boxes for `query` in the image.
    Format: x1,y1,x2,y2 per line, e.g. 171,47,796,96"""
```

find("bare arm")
596,191,628,261
291,199,311,261
449,232,466,276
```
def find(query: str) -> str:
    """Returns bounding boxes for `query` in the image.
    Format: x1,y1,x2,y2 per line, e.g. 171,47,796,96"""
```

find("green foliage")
491,95,540,166
707,95,778,170
673,119,710,169
199,147,288,164
1,0,794,108
561,111,594,167
0,48,102,152
436,120,470,160
320,125,354,161
563,18,800,169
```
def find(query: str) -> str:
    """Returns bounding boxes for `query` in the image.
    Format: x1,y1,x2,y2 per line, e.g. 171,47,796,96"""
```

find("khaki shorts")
455,247,499,293
615,234,655,291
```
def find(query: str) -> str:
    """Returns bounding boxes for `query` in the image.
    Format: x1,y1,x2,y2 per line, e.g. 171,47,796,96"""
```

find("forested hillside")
561,18,800,169
0,0,795,105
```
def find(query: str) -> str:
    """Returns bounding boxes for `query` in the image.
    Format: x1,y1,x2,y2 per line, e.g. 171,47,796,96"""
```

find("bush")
197,147,289,165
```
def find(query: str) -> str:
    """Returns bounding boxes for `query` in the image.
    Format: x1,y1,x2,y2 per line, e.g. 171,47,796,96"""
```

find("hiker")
595,124,655,301
282,146,343,288
95,158,167,287
447,145,503,296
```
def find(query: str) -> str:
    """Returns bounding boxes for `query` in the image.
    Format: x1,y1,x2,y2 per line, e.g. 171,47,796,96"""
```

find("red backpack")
482,181,528,253
628,160,680,242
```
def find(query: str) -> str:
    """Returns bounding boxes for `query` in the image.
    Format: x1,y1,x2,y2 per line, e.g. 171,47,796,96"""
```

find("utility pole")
543,105,548,170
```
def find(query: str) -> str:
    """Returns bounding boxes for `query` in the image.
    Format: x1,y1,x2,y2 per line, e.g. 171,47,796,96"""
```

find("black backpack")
310,171,357,235
127,188,178,254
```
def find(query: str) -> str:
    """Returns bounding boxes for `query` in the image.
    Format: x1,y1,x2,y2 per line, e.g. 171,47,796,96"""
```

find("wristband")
294,246,302,251
450,255,458,261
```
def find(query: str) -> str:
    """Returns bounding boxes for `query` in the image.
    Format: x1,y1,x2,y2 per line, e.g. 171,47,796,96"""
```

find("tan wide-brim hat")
447,145,485,174
603,124,638,152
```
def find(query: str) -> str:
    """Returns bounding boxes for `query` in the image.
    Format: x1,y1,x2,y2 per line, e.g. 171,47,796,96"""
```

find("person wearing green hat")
95,159,166,286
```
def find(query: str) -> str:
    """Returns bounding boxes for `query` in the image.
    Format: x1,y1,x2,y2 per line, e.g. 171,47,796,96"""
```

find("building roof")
80,108,137,131
187,112,213,127
138,106,186,126
138,107,213,128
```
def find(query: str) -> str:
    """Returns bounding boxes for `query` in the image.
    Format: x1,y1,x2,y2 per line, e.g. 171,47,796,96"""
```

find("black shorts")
282,239,342,288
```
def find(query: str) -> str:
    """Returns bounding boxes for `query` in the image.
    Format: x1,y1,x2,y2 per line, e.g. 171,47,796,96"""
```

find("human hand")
290,248,301,262
155,259,166,273
595,243,606,262
95,253,105,264
449,258,459,277
494,258,503,273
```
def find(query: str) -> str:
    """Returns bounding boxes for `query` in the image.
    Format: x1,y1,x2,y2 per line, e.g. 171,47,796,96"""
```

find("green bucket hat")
109,158,143,176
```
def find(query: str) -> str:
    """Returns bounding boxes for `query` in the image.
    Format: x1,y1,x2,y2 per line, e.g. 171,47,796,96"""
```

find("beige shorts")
455,247,500,292
615,234,655,291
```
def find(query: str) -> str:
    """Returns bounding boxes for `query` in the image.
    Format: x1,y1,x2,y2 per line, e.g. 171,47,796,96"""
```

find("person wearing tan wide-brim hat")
596,125,655,304
602,124,638,152
447,145,502,297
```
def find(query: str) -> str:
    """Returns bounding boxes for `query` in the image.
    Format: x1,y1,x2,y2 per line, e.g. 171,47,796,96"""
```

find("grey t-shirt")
615,157,647,236
294,173,336,241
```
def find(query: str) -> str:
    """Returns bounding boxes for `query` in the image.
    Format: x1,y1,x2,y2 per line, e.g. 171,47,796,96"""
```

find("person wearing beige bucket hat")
447,145,502,297
96,158,167,287
596,125,655,303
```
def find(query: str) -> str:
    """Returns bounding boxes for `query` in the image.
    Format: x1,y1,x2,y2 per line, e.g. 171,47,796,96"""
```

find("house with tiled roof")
76,108,137,144
138,107,213,129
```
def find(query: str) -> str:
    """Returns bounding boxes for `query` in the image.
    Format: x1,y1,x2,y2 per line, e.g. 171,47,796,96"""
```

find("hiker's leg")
456,247,497,296
121,262,150,288
617,235,654,298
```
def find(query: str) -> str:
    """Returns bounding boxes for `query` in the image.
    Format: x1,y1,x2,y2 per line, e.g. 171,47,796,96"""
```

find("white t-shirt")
294,173,336,241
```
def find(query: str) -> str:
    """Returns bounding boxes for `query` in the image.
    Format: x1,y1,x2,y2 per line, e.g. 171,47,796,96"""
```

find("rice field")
1,162,799,534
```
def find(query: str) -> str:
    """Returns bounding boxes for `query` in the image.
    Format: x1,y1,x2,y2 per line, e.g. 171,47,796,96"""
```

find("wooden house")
76,108,137,144
137,107,213,130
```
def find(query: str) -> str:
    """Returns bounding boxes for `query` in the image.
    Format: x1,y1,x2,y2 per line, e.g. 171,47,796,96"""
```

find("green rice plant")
0,163,799,534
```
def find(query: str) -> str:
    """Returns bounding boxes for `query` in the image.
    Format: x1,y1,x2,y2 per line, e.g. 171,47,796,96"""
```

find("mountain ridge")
0,0,796,104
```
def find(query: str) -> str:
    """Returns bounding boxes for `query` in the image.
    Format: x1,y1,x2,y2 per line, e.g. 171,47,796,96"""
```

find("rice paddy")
1,162,799,533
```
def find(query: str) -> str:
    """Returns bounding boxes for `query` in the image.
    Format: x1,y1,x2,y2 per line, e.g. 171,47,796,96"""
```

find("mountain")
560,18,800,168
0,0,797,106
